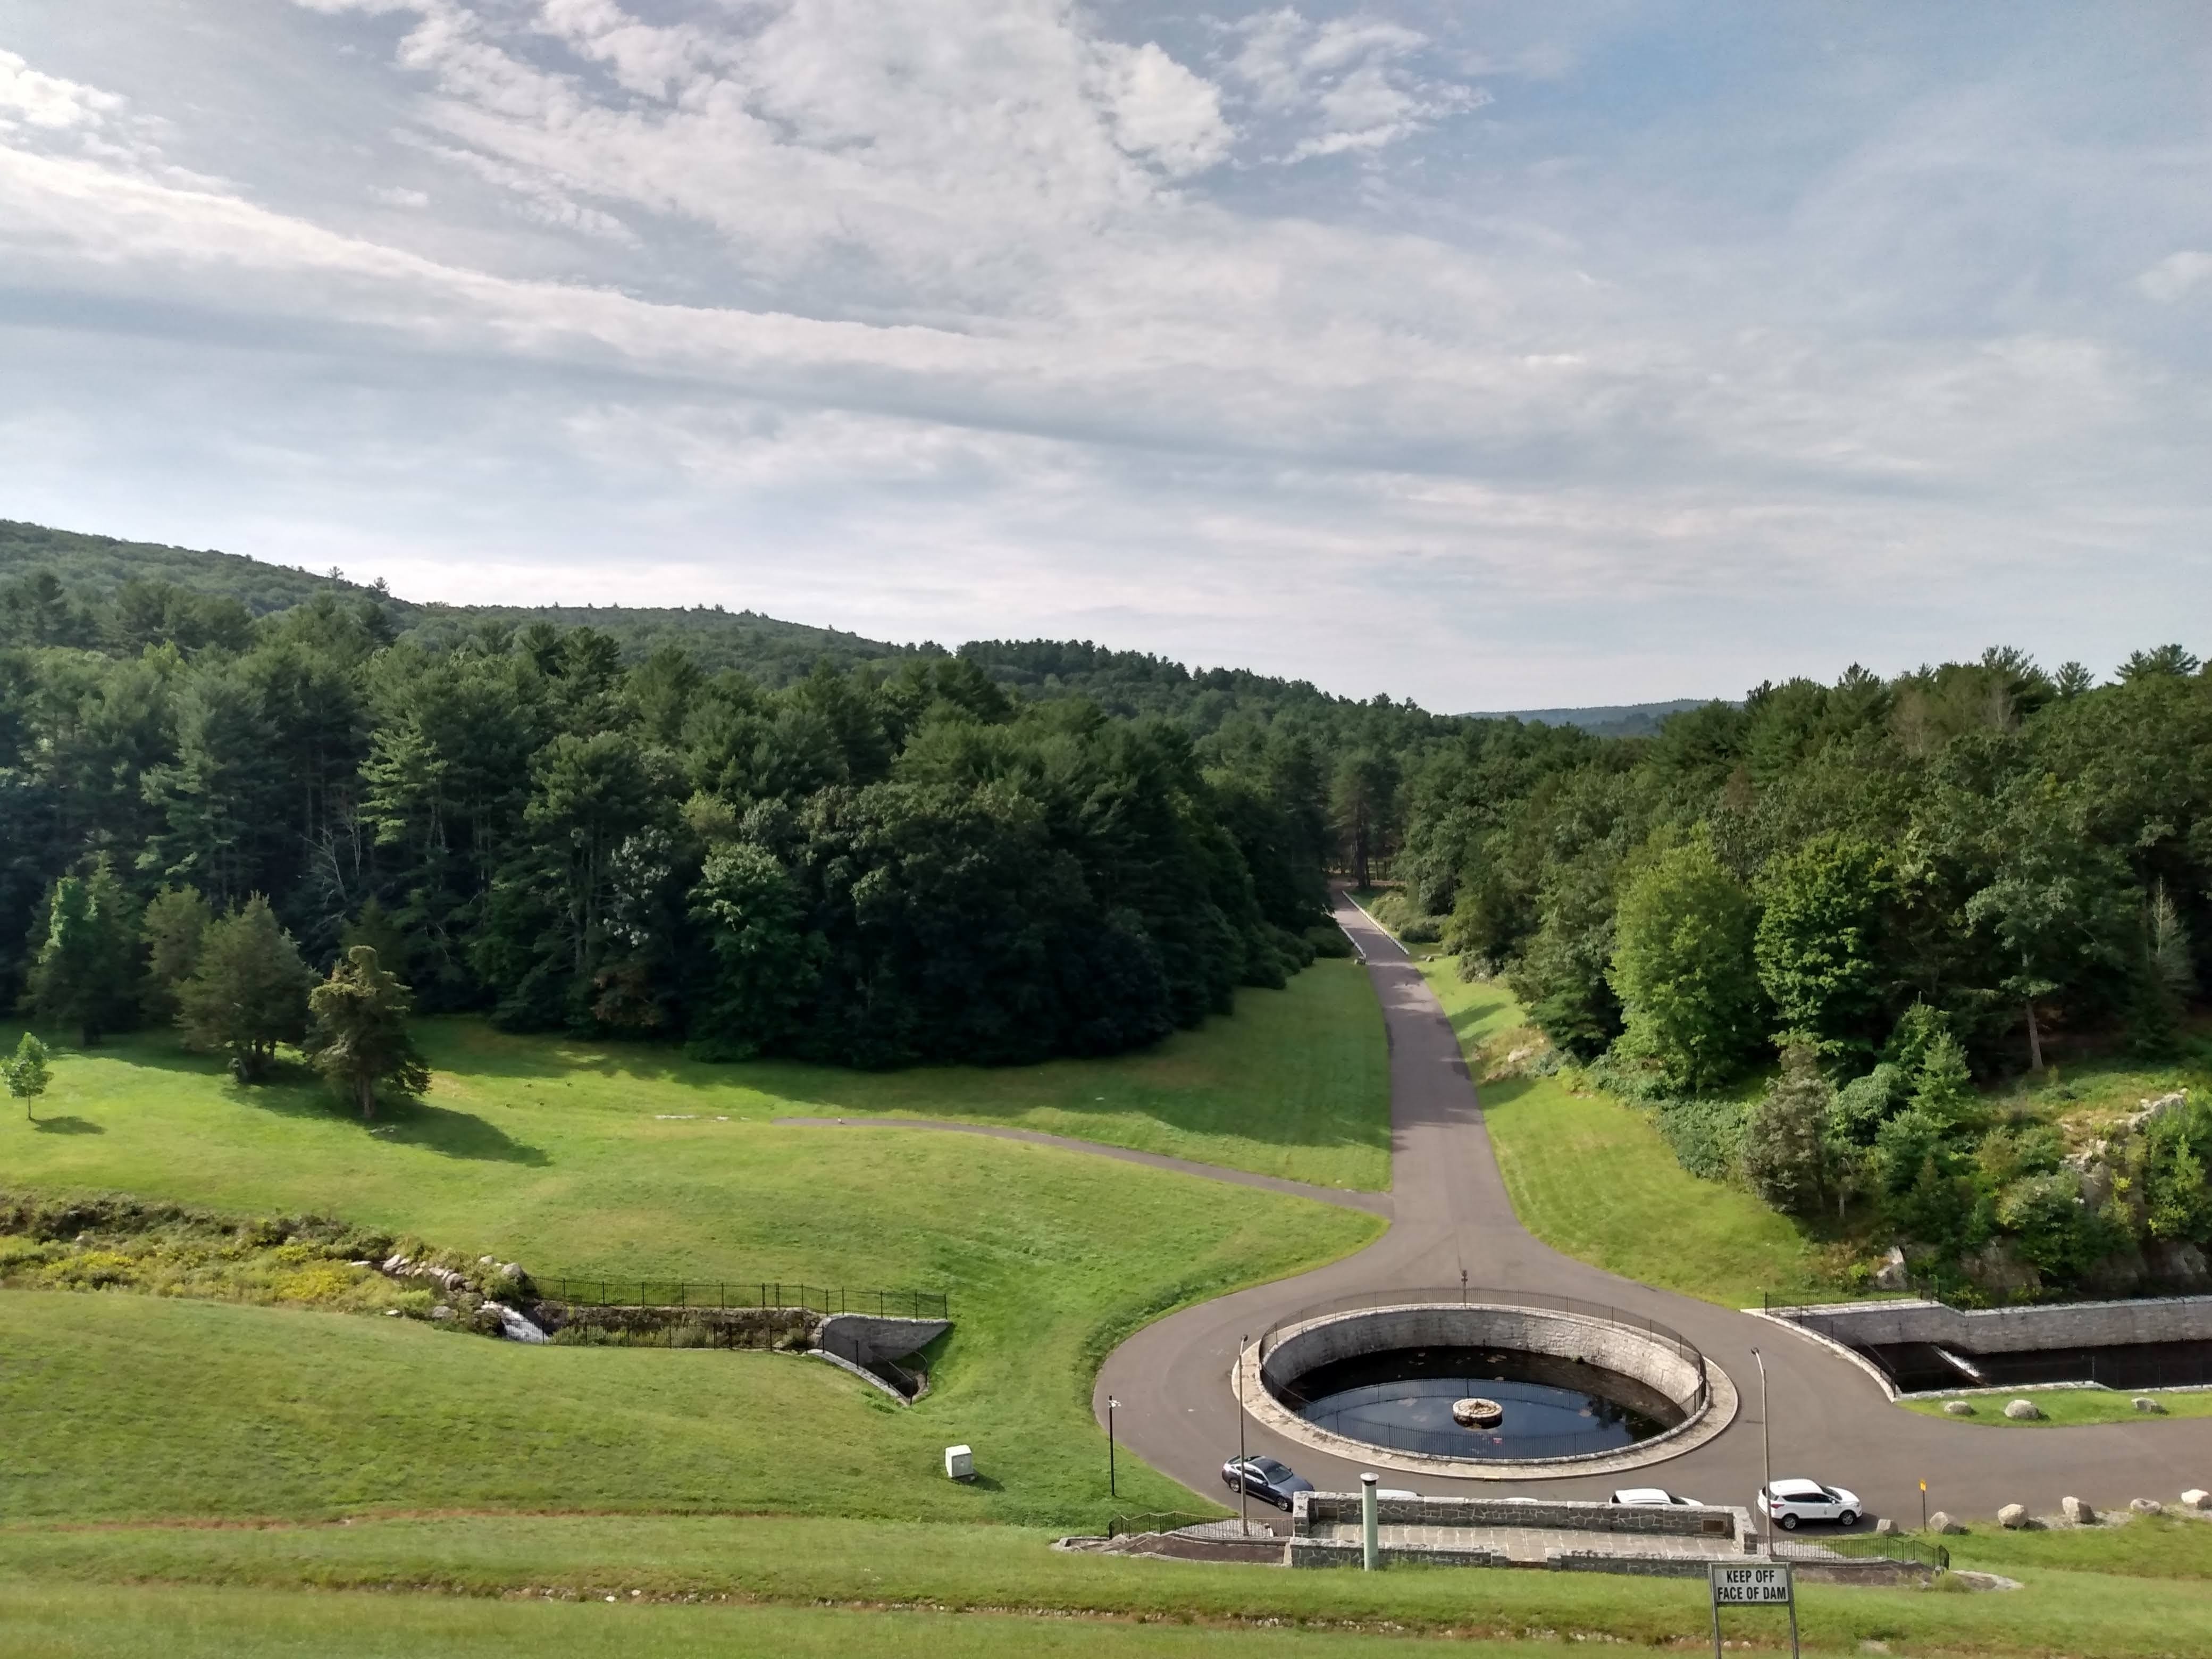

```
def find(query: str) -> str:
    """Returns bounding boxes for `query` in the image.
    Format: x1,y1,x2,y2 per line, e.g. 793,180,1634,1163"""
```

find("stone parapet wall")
1782,1294,2212,1354
1295,1492,1744,1541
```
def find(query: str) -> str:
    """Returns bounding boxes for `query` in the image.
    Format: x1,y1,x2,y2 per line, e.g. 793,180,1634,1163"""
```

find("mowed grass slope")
1413,963,1831,1306
0,971,1385,1528
6,1511,2212,1657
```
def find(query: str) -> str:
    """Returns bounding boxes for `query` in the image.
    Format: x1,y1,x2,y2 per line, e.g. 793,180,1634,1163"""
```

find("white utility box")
944,1444,975,1481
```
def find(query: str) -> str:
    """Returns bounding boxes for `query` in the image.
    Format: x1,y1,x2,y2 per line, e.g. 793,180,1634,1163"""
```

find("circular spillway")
1238,1300,1737,1479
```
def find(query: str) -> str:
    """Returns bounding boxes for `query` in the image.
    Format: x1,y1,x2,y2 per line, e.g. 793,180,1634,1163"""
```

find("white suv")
1757,1478,1860,1529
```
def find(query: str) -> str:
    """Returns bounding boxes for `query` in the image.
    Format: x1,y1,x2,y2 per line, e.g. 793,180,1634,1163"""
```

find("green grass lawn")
5,1510,2212,1656
1411,962,1834,1307
1901,1389,2212,1428
0,969,1386,1530
4,959,1388,1193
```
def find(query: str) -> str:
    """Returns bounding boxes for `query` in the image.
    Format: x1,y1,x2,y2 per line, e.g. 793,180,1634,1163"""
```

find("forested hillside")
0,520,927,685
1379,646,2212,1300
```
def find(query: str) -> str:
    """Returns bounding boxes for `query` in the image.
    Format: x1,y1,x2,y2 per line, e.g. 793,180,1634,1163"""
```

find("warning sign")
1709,1562,1794,1605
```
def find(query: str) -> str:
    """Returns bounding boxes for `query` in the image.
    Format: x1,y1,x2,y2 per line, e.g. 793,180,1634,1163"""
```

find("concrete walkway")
1083,893,2212,1524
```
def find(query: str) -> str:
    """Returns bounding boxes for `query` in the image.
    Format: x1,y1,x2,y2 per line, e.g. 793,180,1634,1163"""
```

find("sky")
1,2,2207,711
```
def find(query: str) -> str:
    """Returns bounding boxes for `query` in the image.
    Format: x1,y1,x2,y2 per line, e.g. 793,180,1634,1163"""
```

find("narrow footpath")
1083,892,2212,1525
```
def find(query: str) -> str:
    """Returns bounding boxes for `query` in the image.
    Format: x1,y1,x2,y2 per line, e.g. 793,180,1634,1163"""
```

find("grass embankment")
1410,962,1832,1306
1901,1390,2212,1427
0,970,1386,1529
5,1511,2212,1657
5,959,1388,1192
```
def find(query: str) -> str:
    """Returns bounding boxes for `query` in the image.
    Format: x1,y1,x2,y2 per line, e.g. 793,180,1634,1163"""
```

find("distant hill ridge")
1471,698,1731,739
2,517,1698,726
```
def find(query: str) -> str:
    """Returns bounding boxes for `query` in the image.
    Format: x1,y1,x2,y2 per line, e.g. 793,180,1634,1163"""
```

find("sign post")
1709,1561,1797,1659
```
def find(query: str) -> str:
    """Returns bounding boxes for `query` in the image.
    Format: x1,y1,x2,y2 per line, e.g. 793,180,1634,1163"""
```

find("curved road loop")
1080,892,2212,1524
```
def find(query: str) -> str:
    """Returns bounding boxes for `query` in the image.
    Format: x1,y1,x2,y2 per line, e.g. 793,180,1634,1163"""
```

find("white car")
1610,1488,1702,1507
1758,1478,1861,1529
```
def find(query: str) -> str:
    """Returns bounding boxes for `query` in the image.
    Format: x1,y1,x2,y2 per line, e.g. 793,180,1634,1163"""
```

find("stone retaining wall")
816,1313,949,1365
1781,1294,2212,1354
1294,1492,1739,1540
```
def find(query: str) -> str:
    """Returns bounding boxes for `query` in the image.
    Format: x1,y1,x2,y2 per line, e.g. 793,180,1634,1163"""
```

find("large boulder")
1964,1242,2041,1300
2134,1396,2167,1414
2004,1398,2042,1421
1927,1512,1964,1535
1997,1505,2028,1530
1943,1400,1976,1416
2148,1240,2211,1290
2061,1496,2095,1525
2181,1489,2210,1512
2131,1499,2164,1516
1874,1518,1898,1535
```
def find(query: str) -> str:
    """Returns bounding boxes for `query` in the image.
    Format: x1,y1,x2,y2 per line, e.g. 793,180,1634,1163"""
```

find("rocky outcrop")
2147,1239,2211,1289
1874,1246,1909,1291
1962,1241,2041,1300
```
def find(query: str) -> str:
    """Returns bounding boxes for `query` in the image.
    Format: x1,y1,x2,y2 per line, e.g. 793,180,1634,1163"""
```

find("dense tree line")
1386,646,2212,1297
2,575,1354,1068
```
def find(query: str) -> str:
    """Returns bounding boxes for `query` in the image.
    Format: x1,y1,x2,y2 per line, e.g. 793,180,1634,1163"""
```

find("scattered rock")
2182,1489,2210,1512
2061,1496,2094,1525
2003,1399,2042,1421
1927,1512,1964,1535
2131,1499,2164,1516
1874,1246,1909,1291
1873,1518,1898,1535
2134,1396,2167,1414
1997,1505,2027,1530
1944,1401,1976,1417
431,1304,454,1321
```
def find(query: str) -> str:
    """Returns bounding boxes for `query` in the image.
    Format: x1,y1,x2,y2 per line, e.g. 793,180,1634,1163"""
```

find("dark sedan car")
1221,1455,1314,1510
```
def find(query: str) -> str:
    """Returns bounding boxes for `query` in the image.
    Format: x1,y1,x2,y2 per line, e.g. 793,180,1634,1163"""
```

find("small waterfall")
484,1300,549,1344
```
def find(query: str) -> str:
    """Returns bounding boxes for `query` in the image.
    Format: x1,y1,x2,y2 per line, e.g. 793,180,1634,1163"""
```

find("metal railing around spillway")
536,1279,948,1320
1772,1534,1949,1573
1255,1285,1711,1419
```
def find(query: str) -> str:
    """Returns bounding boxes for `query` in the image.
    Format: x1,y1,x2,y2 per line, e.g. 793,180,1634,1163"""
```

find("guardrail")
1773,1534,1948,1572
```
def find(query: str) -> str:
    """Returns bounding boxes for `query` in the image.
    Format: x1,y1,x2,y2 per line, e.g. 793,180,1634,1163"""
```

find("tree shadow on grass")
29,1116,104,1135
367,1102,550,1167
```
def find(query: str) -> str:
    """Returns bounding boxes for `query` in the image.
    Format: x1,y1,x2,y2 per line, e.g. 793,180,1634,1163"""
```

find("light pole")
1236,1335,1250,1536
1107,1395,1119,1499
1752,1346,1772,1555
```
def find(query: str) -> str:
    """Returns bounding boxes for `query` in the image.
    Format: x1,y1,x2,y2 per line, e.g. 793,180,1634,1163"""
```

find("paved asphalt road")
1079,892,2212,1528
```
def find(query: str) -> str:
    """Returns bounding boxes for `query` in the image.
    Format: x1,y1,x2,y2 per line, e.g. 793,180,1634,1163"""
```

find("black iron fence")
537,1279,949,1320
1255,1285,1712,1422
1772,1534,1949,1572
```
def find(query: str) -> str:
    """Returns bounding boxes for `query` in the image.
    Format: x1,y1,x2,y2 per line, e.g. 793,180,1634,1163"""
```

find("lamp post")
1752,1346,1772,1555
1236,1335,1251,1536
1107,1395,1119,1499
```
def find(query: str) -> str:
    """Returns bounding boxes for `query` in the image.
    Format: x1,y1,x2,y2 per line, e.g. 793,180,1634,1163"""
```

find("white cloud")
2136,249,2212,304
0,6,2206,707
1226,9,1484,163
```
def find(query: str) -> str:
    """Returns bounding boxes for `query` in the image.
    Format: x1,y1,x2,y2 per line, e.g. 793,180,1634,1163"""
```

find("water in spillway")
1277,1345,1679,1461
